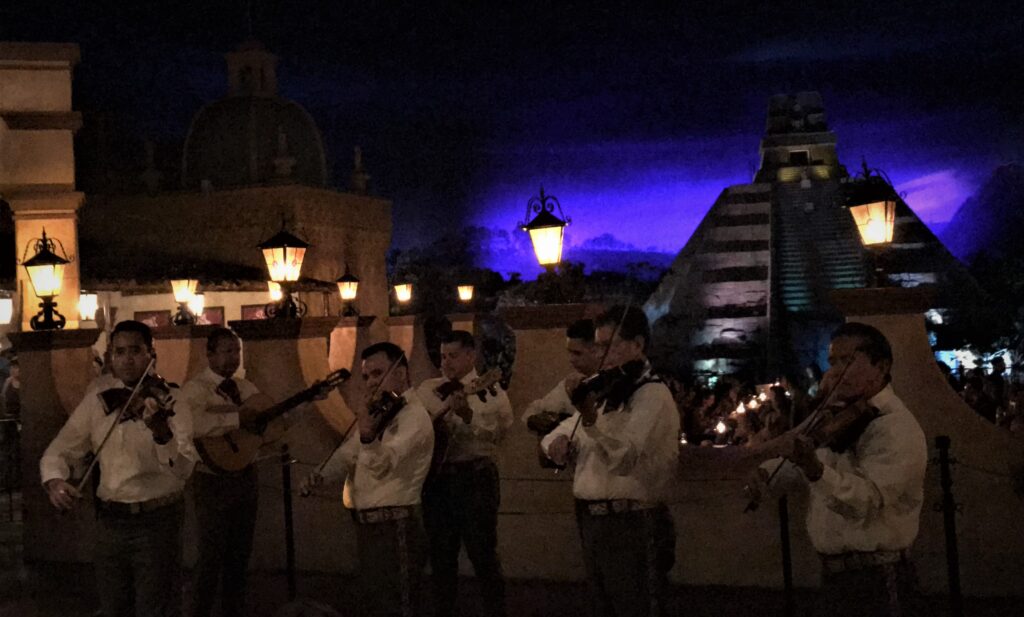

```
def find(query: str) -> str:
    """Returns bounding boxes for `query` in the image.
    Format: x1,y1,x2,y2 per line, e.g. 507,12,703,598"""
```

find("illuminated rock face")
646,92,975,380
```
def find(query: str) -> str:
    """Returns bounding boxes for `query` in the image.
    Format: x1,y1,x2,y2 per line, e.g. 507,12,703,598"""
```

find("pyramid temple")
645,92,980,380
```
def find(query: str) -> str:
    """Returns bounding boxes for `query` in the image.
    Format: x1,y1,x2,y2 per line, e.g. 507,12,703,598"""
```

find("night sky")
3,1,1021,276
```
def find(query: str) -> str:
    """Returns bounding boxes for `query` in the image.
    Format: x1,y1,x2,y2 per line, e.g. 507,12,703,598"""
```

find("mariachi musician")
40,320,197,617
301,342,434,617
746,322,927,617
180,327,336,617
521,319,601,434
417,330,513,617
541,305,679,617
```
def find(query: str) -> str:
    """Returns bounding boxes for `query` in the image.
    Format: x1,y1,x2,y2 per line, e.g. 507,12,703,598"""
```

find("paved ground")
2,490,1022,616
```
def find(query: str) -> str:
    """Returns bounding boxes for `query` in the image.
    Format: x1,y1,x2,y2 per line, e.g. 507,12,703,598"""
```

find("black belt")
97,492,183,517
350,505,419,525
576,498,658,516
820,549,910,574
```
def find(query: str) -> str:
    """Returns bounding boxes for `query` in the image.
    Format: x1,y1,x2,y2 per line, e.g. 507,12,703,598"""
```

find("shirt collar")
202,366,238,383
868,383,899,415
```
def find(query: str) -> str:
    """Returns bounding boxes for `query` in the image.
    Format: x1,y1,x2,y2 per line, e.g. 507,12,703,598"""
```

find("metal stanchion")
935,435,963,617
778,495,795,617
282,444,297,601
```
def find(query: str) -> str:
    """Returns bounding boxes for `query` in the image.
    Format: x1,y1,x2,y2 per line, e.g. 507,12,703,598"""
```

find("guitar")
427,368,503,482
195,368,351,474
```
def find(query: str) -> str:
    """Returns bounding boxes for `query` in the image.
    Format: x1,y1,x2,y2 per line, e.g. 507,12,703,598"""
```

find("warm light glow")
457,285,474,302
338,279,359,301
746,400,759,410
527,225,565,266
78,293,99,321
734,404,745,416
171,279,198,303
394,283,413,303
0,298,12,325
26,263,65,298
849,199,896,246
188,293,206,317
758,392,768,402
262,246,306,282
268,281,283,301
715,420,728,435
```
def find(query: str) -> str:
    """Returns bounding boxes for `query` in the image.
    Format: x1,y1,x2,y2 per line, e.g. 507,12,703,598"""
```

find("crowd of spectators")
941,357,1023,432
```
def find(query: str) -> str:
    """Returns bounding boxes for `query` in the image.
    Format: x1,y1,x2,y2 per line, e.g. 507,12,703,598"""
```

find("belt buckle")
611,500,630,514
588,502,609,516
365,510,382,524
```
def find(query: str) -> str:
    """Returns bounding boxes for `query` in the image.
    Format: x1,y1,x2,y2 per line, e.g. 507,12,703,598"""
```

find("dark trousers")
575,502,674,617
815,559,922,617
422,458,505,617
355,510,428,617
192,467,259,617
94,501,184,617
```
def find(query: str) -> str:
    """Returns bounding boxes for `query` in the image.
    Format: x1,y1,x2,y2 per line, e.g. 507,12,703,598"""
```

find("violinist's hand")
787,435,824,481
142,397,174,445
547,434,572,466
44,478,82,512
299,471,324,497
564,373,584,399
450,390,473,424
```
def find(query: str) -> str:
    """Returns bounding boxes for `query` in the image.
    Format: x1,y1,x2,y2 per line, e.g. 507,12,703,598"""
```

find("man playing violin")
302,342,434,617
541,305,679,617
521,319,601,431
40,320,198,617
748,322,927,617
417,330,513,617
178,327,271,617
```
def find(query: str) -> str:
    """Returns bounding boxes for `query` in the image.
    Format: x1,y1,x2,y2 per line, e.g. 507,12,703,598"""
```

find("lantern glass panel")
171,279,198,303
268,281,283,301
528,225,565,266
394,283,413,303
457,285,474,301
78,293,99,321
188,293,206,317
337,280,359,301
26,262,65,298
263,246,306,282
0,298,12,325
849,199,896,246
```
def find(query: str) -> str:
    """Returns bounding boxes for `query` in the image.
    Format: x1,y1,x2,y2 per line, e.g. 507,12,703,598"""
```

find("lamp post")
843,161,898,286
336,266,360,317
171,278,199,325
519,186,570,271
78,292,99,323
20,229,72,331
258,224,310,319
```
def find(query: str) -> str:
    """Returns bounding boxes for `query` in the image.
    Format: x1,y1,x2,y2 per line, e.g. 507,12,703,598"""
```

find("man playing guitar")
417,330,513,617
180,327,331,617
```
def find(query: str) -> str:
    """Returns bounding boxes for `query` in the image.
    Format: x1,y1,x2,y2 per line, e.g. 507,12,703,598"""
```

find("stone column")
0,43,84,330
8,328,100,563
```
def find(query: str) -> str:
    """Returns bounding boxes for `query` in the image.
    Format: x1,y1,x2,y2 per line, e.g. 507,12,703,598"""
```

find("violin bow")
743,360,855,512
76,357,158,494
313,352,406,476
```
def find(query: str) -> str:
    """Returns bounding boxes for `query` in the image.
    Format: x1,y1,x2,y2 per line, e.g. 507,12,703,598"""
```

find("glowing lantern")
188,293,206,318
21,229,72,330
268,281,283,301
394,283,413,304
844,161,897,247
0,298,13,325
457,285,474,302
715,420,728,435
519,186,570,269
258,227,309,283
78,292,99,322
171,279,198,303
336,267,360,317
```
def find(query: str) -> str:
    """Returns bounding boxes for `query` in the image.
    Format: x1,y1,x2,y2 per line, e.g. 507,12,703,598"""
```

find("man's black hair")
565,319,595,342
594,305,650,351
112,320,153,349
206,327,240,354
361,342,408,367
831,322,892,366
440,330,476,350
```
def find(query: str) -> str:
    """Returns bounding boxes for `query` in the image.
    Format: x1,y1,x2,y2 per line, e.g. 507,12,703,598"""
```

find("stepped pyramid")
645,92,977,379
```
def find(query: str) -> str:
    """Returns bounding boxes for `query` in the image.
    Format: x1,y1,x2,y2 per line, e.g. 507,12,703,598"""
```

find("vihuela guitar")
195,368,351,474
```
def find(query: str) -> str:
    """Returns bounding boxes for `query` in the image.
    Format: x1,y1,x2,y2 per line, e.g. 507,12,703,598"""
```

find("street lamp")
519,186,570,270
843,161,898,285
394,282,413,304
171,278,199,325
457,285,474,302
258,223,310,319
336,266,360,317
78,292,99,322
20,229,71,331
268,281,283,301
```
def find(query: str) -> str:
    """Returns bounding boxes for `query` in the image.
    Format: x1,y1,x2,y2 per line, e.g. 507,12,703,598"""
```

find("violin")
366,390,407,441
99,373,177,445
569,359,648,411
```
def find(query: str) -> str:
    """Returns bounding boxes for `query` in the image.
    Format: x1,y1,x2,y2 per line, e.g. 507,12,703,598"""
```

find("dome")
181,41,328,189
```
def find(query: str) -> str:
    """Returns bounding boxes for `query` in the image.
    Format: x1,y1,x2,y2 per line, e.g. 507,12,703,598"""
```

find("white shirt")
179,367,261,438
417,370,514,462
521,377,575,425
40,374,198,503
541,364,680,502
320,389,434,509
767,385,927,554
